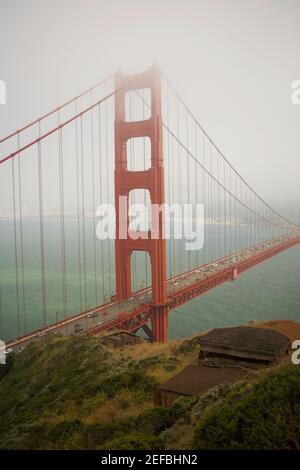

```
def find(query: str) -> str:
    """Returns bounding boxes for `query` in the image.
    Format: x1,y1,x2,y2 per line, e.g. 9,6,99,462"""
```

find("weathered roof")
158,364,249,396
252,320,300,342
199,326,290,361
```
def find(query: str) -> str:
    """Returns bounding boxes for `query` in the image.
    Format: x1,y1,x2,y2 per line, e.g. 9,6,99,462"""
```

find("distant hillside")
0,327,299,450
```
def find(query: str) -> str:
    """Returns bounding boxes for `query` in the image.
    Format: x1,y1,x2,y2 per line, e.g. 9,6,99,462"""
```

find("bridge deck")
7,231,300,350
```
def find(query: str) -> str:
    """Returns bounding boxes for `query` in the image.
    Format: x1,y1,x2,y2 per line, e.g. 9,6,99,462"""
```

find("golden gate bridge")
0,66,299,349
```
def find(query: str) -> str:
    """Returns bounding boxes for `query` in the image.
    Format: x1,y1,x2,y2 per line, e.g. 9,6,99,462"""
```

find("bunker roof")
199,326,290,362
158,364,249,396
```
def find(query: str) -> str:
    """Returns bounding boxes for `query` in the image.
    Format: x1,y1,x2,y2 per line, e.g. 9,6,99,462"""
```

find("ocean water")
168,244,300,339
0,218,299,341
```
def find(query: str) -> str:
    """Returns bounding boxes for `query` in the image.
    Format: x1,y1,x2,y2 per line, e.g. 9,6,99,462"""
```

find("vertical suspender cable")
223,156,226,256
166,85,172,280
38,120,47,327
235,172,238,250
210,143,213,262
58,115,67,317
229,166,232,254
195,120,199,269
186,110,191,273
11,156,20,336
177,99,183,279
17,133,26,332
98,104,105,303
80,116,88,309
105,86,112,297
0,282,3,339
75,102,83,311
217,150,220,257
170,86,175,279
171,121,175,278
90,90,98,305
202,132,206,263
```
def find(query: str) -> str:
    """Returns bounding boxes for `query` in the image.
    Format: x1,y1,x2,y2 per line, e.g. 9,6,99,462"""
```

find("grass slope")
0,331,299,450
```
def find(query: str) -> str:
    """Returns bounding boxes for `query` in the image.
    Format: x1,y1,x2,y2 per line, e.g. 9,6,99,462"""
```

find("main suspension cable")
161,72,298,229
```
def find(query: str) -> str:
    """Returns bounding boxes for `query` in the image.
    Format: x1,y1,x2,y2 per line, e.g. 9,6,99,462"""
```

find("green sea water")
168,244,300,339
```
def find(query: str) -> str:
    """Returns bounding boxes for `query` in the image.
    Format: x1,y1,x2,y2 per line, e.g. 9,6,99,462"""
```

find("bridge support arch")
114,66,169,342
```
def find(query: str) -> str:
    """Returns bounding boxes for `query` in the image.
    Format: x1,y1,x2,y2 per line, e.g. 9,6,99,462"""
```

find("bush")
47,419,84,442
136,397,196,436
85,419,135,448
136,408,174,435
169,396,198,422
0,354,15,381
104,432,164,450
193,366,300,450
101,370,157,398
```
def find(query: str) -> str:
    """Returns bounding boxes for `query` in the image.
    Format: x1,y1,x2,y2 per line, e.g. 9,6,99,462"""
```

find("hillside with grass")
0,330,299,450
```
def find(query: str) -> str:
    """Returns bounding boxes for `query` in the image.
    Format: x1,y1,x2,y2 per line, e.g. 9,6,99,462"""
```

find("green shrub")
100,370,157,398
85,419,135,448
169,396,198,422
47,419,84,441
193,366,300,450
104,432,164,450
136,408,174,435
136,397,196,436
0,354,15,381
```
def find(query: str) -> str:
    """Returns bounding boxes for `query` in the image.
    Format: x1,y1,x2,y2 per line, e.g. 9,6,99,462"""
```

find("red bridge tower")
114,66,169,342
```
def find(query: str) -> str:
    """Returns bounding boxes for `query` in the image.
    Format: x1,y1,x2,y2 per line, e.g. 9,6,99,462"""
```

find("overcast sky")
1,0,300,204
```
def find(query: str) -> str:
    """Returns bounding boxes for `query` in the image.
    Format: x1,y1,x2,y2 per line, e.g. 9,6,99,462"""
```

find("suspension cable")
0,74,113,145
0,82,129,166
163,123,295,230
134,87,297,231
161,72,298,229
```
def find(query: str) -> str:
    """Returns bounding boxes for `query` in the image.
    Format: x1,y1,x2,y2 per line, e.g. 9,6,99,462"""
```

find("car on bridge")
74,323,83,333
86,311,98,319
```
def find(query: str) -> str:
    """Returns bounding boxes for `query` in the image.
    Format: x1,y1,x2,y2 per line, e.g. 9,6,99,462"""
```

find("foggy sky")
0,0,300,203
